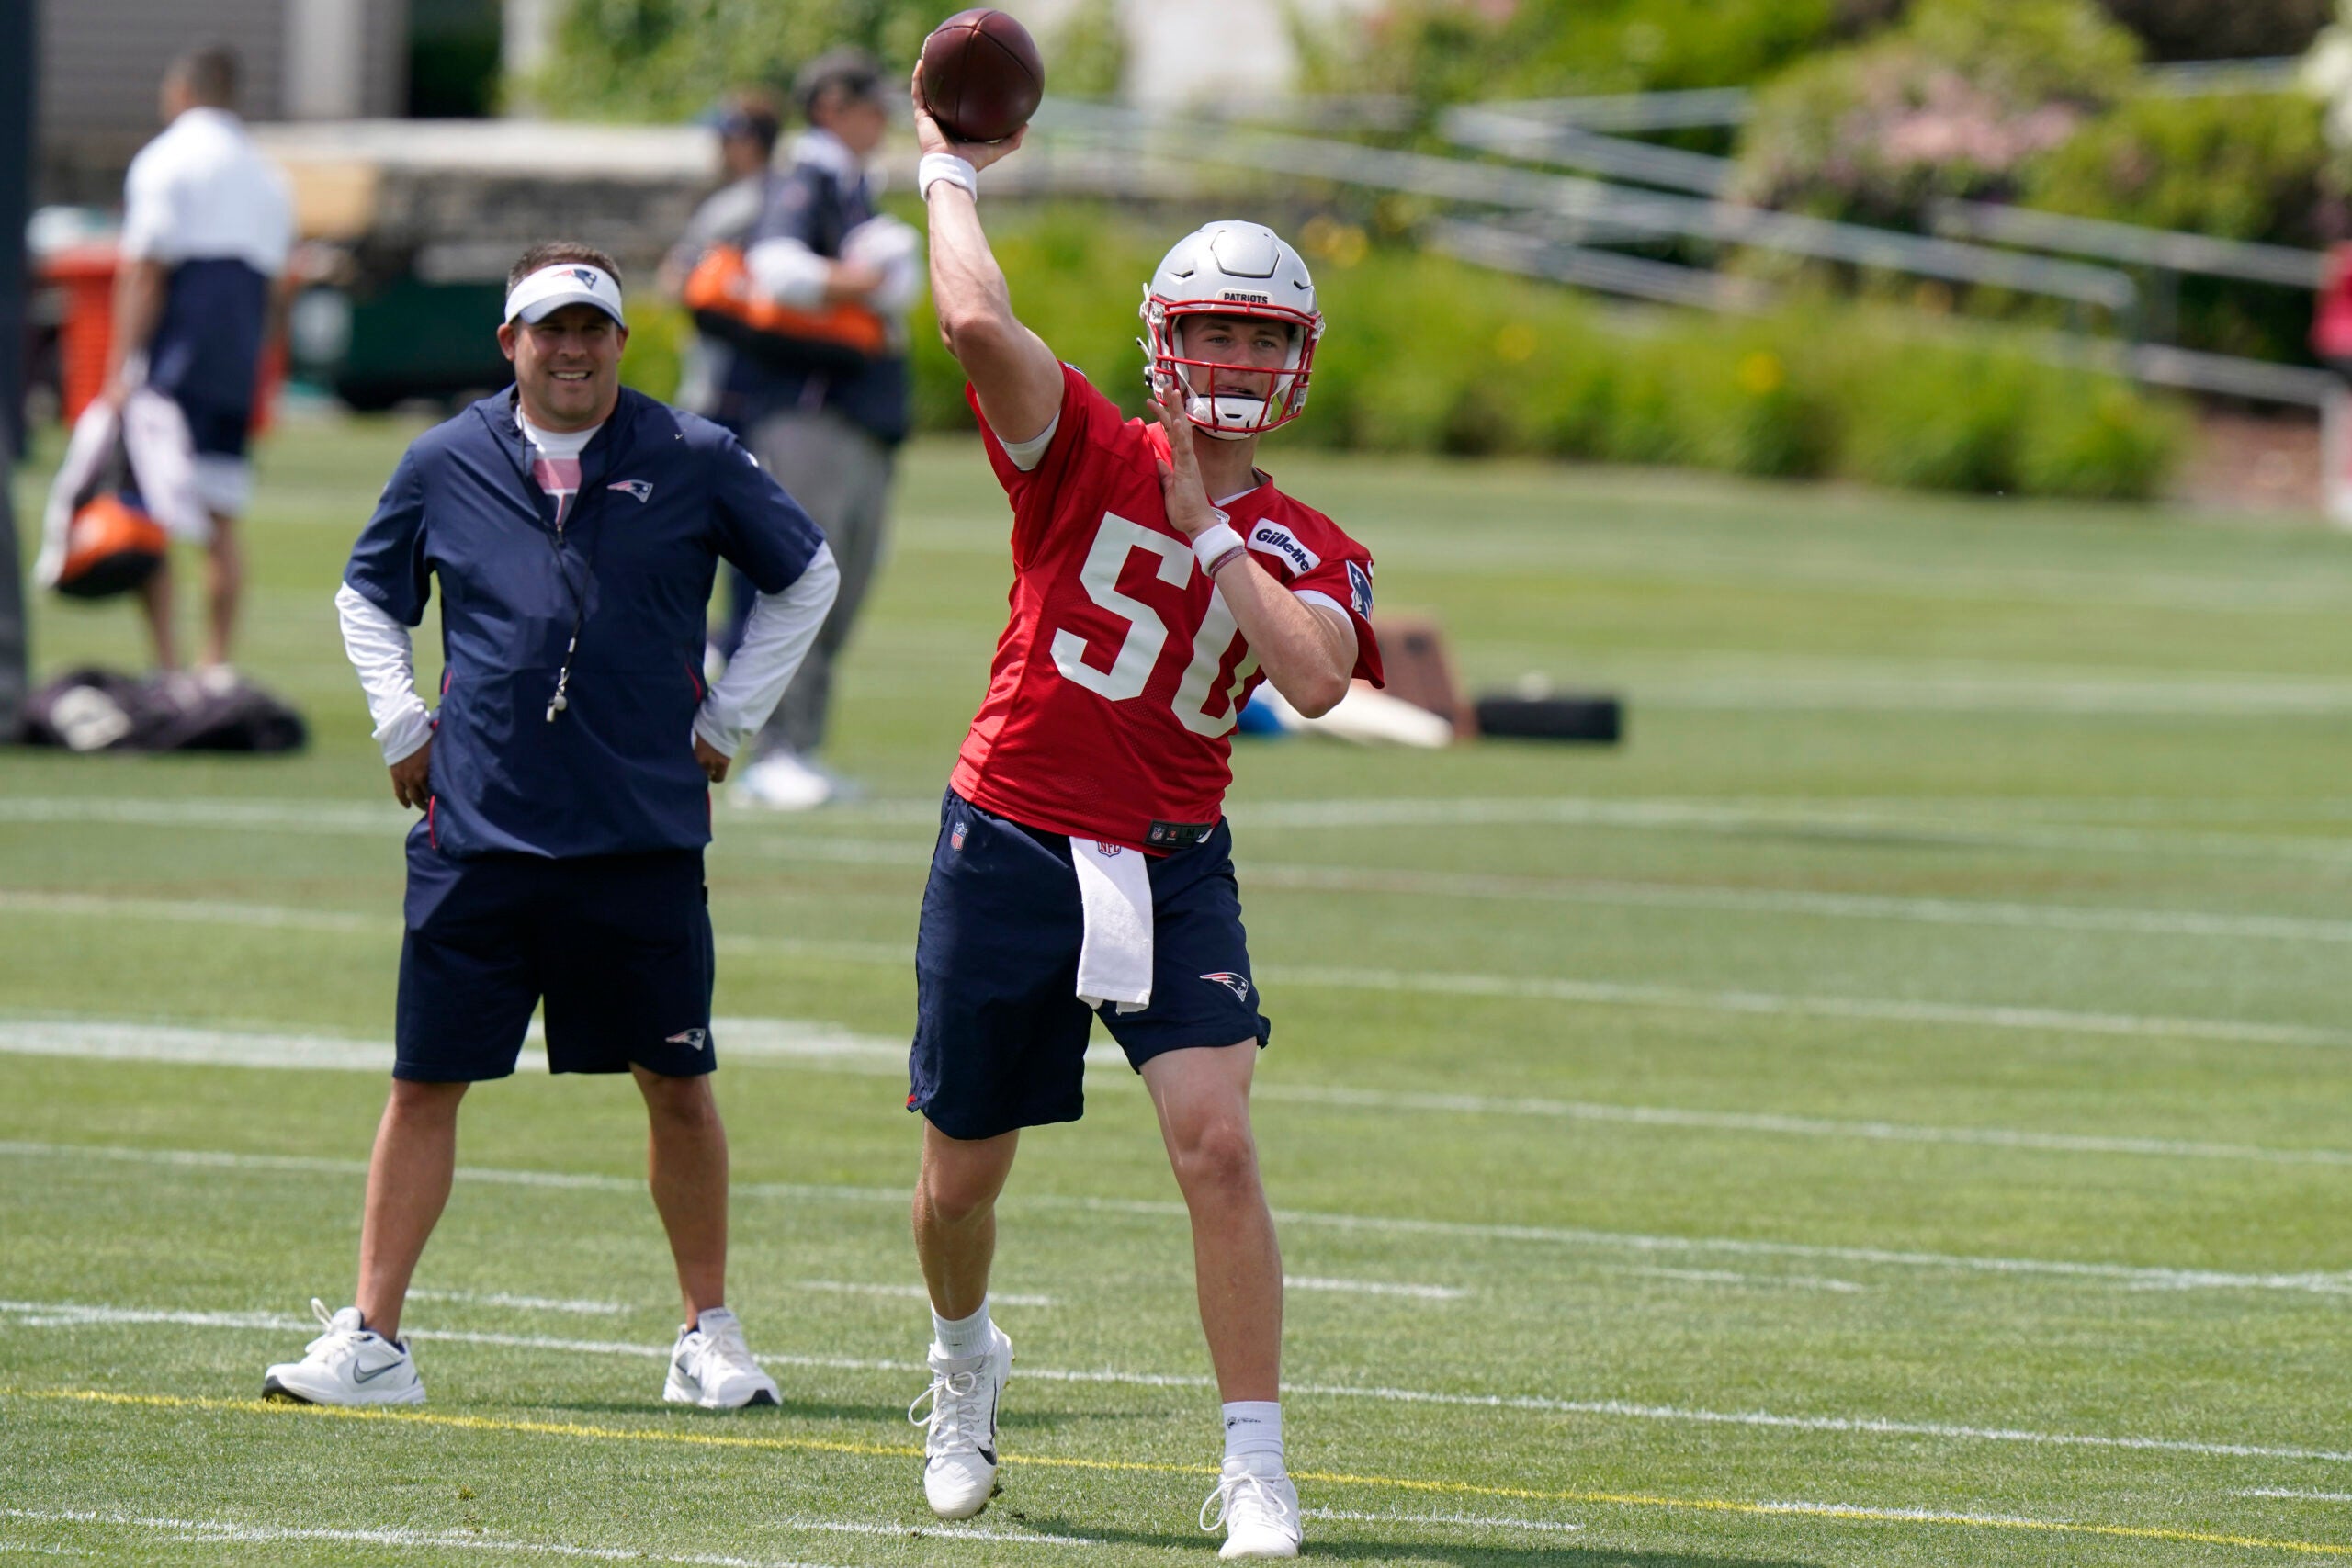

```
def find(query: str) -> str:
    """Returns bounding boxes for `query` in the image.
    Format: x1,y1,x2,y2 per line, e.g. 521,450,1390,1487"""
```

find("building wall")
36,0,407,203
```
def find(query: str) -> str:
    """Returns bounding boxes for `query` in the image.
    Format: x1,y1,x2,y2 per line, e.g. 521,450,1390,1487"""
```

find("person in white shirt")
104,44,294,673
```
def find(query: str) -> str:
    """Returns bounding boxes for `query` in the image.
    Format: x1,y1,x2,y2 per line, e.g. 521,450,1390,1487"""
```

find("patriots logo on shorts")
1346,559,1374,619
1200,971,1250,1001
665,1027,708,1050
608,479,654,502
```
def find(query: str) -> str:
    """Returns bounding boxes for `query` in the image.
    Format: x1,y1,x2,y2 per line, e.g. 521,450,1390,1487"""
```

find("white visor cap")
503,263,627,327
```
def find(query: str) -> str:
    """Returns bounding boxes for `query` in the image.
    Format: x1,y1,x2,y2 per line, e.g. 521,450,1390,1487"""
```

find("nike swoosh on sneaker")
351,1359,404,1384
978,1446,996,1464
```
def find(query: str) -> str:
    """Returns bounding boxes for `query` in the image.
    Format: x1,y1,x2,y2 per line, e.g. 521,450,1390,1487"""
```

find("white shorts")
188,455,250,526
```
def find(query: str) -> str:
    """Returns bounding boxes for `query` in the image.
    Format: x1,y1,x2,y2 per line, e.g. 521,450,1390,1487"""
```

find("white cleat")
731,751,836,811
909,1325,1012,1519
261,1299,425,1406
1203,1458,1302,1559
663,1306,781,1409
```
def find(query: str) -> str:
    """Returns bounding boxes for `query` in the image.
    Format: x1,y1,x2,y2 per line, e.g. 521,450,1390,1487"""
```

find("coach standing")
104,44,292,674
260,243,839,1410
725,49,917,810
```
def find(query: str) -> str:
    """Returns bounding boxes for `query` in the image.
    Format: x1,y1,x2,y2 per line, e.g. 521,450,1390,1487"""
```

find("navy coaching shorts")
395,831,717,1083
910,788,1271,1141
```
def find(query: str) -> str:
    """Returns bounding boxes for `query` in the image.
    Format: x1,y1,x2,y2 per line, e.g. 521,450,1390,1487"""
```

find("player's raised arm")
910,66,1063,445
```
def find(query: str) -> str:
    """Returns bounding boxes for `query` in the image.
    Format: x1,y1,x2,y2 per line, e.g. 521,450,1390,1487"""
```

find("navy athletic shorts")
909,788,1271,1141
395,830,717,1083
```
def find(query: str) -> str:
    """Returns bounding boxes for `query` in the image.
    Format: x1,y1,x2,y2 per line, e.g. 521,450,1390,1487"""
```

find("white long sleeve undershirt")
334,582,434,764
334,541,840,767
693,544,839,757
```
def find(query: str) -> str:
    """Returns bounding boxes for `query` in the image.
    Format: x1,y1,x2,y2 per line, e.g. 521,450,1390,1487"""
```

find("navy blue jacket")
345,386,825,859
721,157,910,445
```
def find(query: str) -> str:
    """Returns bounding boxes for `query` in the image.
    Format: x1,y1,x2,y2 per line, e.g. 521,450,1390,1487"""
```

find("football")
918,8,1044,144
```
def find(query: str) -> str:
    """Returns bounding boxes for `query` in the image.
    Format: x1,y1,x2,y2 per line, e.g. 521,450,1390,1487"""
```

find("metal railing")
1033,99,2141,314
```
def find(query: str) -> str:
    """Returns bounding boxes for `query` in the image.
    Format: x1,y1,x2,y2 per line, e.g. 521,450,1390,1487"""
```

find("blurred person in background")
720,49,921,811
659,88,786,434
103,43,292,676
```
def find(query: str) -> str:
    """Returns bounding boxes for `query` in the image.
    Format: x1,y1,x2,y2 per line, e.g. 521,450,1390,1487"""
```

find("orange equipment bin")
39,241,285,431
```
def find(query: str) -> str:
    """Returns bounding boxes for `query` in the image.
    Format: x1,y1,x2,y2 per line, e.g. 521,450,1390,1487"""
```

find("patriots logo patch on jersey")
608,479,654,502
1346,559,1374,619
1200,971,1251,1001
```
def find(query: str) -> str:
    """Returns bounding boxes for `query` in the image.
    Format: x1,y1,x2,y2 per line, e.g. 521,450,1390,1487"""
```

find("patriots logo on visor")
572,268,601,288
1201,971,1251,1001
608,480,653,502
1346,559,1374,619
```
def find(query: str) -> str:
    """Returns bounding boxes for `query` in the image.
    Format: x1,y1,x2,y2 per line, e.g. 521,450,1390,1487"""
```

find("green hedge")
627,209,2185,502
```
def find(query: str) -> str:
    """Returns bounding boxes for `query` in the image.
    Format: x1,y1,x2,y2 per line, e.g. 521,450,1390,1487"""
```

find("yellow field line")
13,1387,2350,1557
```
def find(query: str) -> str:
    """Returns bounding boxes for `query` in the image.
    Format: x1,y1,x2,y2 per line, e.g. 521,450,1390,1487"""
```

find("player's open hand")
389,738,433,810
694,735,731,784
910,64,1026,172
1151,381,1216,538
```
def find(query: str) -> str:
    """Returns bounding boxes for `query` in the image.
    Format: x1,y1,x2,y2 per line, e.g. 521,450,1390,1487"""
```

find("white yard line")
14,880,2352,1051
2239,1489,2352,1502
0,1506,1092,1558
1284,1277,1469,1301
1300,1506,1581,1534
5,1302,2350,1469
1606,1267,1866,1294
1255,1083,2352,1168
405,1290,624,1315
15,791,2352,866
7,1140,2350,1297
737,836,2352,944
14,1015,2352,1171
793,1280,1058,1308
1253,962,2352,1051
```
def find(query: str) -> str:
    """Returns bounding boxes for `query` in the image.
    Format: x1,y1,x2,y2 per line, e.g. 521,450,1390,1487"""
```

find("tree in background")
1292,0,1894,121
534,0,940,120
1732,0,2141,228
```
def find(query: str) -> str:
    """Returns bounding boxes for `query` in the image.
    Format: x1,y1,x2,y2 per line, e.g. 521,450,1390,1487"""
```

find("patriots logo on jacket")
608,480,654,502
1346,559,1374,619
1200,971,1251,1001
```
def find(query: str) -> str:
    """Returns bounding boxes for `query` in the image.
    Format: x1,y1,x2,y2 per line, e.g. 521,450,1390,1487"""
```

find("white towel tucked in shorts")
1072,838,1154,1012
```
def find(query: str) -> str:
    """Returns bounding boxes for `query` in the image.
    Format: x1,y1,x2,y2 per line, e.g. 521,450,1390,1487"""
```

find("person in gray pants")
720,50,917,809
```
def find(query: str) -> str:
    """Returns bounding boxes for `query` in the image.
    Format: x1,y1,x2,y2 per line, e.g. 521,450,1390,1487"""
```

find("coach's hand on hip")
695,736,731,784
390,739,434,810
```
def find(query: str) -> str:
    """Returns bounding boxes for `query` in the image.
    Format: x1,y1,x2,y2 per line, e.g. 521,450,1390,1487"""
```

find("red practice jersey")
951,364,1384,851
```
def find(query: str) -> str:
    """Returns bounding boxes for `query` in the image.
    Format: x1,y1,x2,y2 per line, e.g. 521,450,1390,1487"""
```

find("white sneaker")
731,752,835,811
1202,1457,1302,1560
663,1306,780,1409
261,1299,424,1406
908,1325,1012,1519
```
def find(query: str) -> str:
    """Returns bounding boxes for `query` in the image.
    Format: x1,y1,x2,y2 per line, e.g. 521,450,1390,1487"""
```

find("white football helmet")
1140,220,1323,440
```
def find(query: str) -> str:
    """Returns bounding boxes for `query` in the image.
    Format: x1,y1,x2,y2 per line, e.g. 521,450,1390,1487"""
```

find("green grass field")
6,415,2352,1565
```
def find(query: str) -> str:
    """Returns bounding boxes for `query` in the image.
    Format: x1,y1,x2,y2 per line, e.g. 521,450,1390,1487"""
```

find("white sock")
1222,1401,1283,1469
931,1300,992,1360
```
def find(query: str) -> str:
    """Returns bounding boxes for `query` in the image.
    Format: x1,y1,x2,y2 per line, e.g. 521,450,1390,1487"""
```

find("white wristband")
919,152,978,202
1192,516,1244,572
